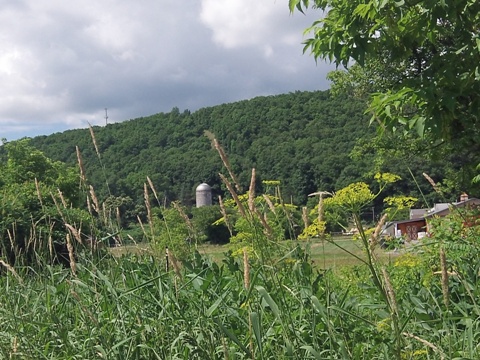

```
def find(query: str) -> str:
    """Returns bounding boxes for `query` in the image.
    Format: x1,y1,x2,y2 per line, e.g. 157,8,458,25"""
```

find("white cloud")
0,0,332,140
200,0,276,48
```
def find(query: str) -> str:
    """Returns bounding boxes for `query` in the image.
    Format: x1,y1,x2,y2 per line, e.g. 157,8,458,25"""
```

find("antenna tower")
105,108,109,125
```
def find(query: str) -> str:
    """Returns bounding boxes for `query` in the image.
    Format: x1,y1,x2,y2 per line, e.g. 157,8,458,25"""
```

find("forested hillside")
28,90,447,208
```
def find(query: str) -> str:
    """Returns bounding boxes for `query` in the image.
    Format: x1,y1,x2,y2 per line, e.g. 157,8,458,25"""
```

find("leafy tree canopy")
290,0,480,142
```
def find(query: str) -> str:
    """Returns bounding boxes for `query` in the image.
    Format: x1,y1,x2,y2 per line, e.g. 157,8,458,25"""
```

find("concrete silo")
196,183,212,207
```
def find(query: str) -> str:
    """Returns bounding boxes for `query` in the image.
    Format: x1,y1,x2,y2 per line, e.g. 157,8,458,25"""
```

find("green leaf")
206,286,231,317
300,345,322,359
256,286,280,318
250,312,263,359
214,318,251,357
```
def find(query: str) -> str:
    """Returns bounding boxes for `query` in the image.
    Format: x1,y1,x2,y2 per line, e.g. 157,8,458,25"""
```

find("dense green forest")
27,90,455,213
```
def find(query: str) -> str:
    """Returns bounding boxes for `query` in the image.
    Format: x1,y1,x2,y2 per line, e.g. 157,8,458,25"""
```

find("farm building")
383,193,480,241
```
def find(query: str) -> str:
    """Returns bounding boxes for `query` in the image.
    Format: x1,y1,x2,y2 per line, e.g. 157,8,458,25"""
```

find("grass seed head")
440,247,449,308
147,176,161,205
423,173,441,193
214,137,242,193
219,195,233,236
219,173,247,218
302,206,310,230
370,213,388,250
76,146,87,184
0,259,23,283
243,248,250,290
35,178,43,207
263,194,276,215
382,267,398,316
89,185,100,214
88,123,101,158
248,168,256,212
66,234,77,276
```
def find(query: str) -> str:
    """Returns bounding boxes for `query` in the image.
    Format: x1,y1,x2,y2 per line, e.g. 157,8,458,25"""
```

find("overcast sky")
0,0,333,141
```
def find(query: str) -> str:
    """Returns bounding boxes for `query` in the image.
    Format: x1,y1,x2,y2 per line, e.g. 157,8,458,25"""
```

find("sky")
0,0,333,141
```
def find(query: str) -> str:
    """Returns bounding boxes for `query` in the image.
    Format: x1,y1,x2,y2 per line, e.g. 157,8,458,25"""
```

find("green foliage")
147,205,230,259
0,140,91,266
1,233,479,359
27,91,449,207
383,195,418,221
224,192,297,259
422,206,480,267
327,182,375,214
191,205,230,244
150,206,193,260
291,0,480,141
292,0,480,195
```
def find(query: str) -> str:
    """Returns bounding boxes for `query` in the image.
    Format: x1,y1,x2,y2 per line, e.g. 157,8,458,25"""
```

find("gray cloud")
0,0,333,140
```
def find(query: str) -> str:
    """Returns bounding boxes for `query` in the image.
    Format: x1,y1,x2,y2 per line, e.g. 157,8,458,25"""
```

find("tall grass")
1,134,480,359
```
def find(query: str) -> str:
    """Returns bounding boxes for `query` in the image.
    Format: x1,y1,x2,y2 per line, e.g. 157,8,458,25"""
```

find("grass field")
110,235,398,270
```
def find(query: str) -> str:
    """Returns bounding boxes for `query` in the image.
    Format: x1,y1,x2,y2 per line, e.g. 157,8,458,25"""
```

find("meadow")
2,214,480,359
1,137,479,359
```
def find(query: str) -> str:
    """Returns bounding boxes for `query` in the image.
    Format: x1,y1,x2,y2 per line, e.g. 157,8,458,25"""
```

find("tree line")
24,90,463,221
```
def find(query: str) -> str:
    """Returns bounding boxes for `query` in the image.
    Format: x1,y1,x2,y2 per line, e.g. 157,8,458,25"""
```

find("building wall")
397,220,426,240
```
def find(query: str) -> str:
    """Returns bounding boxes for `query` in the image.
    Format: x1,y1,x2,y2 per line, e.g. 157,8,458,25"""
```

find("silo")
196,183,212,207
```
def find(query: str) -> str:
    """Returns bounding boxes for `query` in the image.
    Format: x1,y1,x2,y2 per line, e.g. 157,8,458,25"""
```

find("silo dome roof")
196,183,211,191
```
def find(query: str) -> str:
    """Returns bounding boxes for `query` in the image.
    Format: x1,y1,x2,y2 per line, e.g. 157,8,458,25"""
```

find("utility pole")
104,108,108,125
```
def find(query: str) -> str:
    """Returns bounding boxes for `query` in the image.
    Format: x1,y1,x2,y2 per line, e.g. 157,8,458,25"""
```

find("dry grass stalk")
423,173,441,193
35,178,43,207
57,189,67,208
318,196,324,223
146,176,161,206
402,332,444,360
102,202,108,226
137,215,148,239
144,183,153,231
88,123,101,158
29,219,37,253
243,248,250,290
0,259,23,283
66,234,77,276
11,336,18,358
382,267,398,316
127,234,137,245
172,201,195,242
370,213,388,251
219,195,233,236
51,192,65,222
221,337,229,360
219,173,247,218
65,223,83,245
48,228,54,262
76,146,87,184
86,196,93,215
302,206,310,231
116,207,121,228
89,185,100,214
308,191,332,224
263,194,276,215
169,250,183,280
214,138,241,193
440,247,449,308
7,229,16,257
248,168,256,212
165,247,170,272
254,207,273,238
